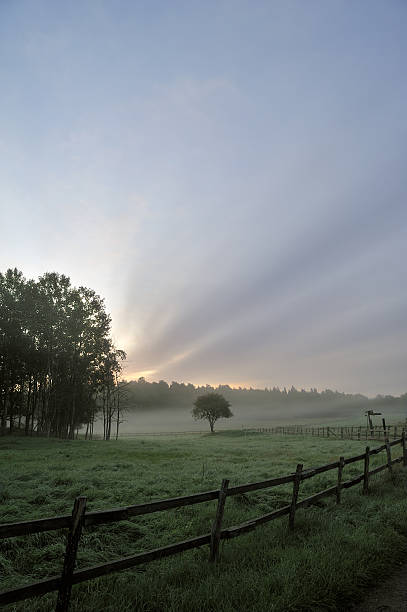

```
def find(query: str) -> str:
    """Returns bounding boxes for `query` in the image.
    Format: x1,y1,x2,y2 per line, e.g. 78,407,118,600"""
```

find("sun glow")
124,369,157,380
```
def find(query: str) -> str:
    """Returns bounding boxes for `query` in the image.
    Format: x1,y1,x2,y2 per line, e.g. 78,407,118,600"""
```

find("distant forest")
0,268,125,439
123,378,407,418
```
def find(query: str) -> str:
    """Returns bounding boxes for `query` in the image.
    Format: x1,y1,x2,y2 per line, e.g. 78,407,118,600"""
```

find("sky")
1,1,406,396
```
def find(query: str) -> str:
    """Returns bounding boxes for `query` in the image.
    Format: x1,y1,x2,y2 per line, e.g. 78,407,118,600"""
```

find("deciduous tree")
192,393,233,433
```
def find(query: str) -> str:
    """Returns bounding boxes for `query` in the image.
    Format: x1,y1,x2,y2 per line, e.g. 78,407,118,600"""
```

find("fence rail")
251,423,406,440
1,434,406,611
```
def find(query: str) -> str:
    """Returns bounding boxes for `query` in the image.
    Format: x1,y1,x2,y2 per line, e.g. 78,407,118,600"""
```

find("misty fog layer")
92,379,406,434
92,401,406,434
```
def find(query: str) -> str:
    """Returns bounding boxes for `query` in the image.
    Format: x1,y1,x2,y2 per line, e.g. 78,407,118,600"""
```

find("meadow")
1,431,407,612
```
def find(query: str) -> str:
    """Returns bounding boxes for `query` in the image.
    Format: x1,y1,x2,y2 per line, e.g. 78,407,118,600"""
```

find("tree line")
0,268,126,439
124,378,406,418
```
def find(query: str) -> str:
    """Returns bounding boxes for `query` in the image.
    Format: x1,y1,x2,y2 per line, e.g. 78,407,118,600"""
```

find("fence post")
210,479,229,562
358,426,361,440
289,464,303,530
402,431,407,467
382,418,387,438
336,456,345,504
55,496,87,612
362,447,370,495
385,438,395,484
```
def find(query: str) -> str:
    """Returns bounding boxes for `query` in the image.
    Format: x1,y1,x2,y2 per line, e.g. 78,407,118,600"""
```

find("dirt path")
352,562,407,611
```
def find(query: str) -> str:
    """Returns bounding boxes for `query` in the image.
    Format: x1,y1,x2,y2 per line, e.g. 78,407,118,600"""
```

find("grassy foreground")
1,432,407,612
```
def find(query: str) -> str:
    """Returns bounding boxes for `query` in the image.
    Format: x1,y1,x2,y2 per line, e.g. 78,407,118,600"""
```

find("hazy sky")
1,1,406,396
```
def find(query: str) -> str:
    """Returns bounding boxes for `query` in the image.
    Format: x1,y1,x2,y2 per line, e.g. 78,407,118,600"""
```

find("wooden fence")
1,435,406,611
252,423,405,441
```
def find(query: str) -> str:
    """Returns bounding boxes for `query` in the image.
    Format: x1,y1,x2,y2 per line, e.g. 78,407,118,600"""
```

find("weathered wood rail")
1,434,406,611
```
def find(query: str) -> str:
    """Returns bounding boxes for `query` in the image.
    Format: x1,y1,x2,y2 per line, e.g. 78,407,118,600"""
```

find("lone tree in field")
192,393,233,433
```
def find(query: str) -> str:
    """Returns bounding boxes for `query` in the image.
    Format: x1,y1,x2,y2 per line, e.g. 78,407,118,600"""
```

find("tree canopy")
192,392,233,432
0,268,126,439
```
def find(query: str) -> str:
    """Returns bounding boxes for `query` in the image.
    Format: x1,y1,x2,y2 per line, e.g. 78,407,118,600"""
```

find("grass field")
1,431,407,612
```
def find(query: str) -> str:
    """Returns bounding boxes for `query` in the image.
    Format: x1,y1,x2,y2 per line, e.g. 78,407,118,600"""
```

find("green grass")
1,432,407,611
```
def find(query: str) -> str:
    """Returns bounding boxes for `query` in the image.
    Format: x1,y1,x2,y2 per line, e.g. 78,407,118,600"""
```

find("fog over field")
93,399,406,435
90,378,405,435
101,405,322,434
